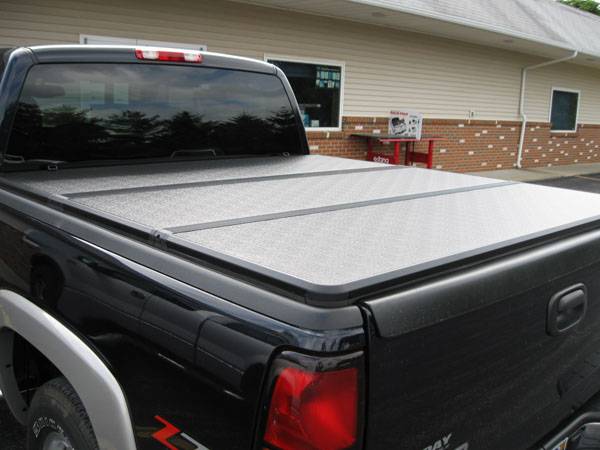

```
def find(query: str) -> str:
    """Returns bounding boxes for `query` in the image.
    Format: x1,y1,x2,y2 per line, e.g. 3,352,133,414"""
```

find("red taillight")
134,48,203,63
262,352,363,450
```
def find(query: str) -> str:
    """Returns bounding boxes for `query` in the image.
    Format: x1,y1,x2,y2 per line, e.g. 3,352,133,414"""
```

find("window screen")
6,63,303,164
550,90,579,132
269,59,342,129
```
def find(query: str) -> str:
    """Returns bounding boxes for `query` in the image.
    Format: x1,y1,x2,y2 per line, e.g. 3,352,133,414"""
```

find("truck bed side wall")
0,201,363,449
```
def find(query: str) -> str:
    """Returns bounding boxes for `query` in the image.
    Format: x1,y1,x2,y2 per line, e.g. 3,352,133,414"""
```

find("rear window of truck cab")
5,63,303,164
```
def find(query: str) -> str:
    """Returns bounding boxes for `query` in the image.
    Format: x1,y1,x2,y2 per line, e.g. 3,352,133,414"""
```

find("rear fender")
0,289,136,450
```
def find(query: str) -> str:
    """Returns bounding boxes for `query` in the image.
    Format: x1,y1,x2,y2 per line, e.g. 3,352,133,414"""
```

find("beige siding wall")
0,0,599,123
525,64,600,125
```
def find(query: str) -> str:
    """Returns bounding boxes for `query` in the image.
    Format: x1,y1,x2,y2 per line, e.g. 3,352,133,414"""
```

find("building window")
267,57,343,130
550,88,579,132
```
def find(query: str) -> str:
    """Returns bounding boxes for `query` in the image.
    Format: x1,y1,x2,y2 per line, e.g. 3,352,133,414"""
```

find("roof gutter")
516,50,578,168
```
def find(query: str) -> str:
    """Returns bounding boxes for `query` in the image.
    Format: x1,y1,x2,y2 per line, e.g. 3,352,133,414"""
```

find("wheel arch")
0,289,137,450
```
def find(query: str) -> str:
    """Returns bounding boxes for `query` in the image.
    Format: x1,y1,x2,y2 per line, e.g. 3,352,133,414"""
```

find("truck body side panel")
0,204,364,450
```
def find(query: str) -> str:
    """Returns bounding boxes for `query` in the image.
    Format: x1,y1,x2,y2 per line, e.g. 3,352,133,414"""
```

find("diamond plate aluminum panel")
71,167,499,230
6,155,382,195
178,183,600,288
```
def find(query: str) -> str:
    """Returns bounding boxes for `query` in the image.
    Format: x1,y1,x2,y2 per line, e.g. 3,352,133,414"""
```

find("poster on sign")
389,111,423,140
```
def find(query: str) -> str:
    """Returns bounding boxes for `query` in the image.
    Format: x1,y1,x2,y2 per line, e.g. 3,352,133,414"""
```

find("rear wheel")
26,377,98,450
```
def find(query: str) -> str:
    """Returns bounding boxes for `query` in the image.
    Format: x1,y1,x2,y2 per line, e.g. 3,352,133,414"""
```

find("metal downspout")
517,50,578,168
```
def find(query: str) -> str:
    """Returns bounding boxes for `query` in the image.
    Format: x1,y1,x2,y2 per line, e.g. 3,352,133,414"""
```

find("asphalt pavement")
530,174,600,193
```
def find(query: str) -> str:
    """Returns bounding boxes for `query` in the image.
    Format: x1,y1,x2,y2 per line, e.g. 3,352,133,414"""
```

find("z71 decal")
152,416,209,450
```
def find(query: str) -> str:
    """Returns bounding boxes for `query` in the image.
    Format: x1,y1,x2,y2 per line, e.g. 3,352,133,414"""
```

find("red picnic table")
351,133,444,168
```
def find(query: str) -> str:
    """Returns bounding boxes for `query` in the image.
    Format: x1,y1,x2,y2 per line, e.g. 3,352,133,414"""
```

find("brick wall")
421,119,521,172
306,117,600,172
520,123,600,168
306,117,388,160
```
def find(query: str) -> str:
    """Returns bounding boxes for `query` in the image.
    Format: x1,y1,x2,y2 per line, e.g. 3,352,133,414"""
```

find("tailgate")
362,227,600,450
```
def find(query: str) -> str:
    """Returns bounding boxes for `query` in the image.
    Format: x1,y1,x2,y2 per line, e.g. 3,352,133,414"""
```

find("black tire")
26,377,99,450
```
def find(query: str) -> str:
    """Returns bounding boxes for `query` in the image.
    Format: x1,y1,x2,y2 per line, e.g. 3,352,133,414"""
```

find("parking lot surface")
530,174,600,194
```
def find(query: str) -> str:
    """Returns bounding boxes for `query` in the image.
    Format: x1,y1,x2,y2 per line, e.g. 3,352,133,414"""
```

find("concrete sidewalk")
468,162,600,182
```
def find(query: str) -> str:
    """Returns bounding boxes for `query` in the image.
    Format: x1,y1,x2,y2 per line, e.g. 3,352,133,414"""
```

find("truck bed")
5,154,600,301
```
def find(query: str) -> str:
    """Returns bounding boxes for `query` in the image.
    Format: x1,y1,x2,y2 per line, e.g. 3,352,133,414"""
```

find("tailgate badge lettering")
423,433,453,450
422,434,469,450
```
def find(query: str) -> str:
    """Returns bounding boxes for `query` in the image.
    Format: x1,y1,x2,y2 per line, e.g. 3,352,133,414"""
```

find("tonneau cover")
7,155,600,301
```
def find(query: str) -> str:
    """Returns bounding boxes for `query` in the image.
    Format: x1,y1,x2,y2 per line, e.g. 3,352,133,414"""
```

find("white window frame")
549,87,580,133
265,54,345,132
80,34,207,51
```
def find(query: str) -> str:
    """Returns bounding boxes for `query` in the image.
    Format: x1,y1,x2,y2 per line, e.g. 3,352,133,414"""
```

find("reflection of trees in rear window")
7,64,302,162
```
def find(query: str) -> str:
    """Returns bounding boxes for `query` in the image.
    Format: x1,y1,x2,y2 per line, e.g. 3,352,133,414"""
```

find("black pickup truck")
2,45,600,450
